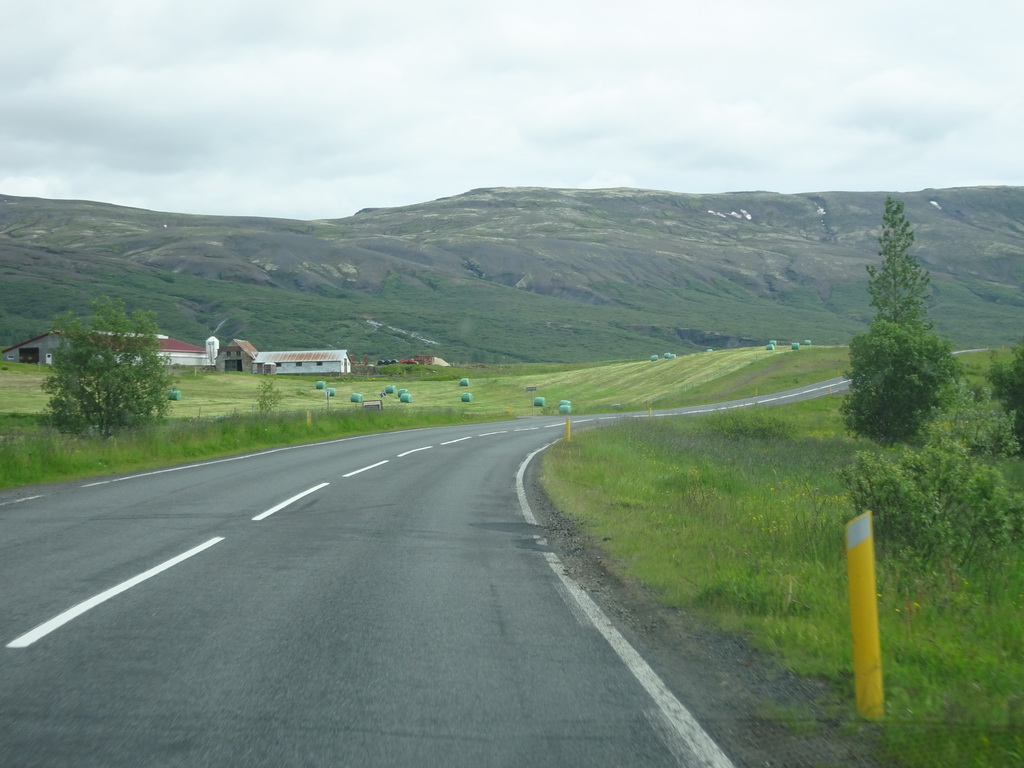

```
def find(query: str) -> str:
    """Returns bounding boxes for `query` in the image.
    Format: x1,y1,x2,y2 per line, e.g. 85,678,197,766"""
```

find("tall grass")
0,407,508,489
541,403,1024,767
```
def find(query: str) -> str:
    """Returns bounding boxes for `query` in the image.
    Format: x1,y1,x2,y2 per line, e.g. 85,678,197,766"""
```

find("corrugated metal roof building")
253,350,350,375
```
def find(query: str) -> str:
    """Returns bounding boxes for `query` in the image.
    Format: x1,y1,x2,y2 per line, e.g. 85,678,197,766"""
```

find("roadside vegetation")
540,199,1024,767
0,403,503,488
541,375,1023,767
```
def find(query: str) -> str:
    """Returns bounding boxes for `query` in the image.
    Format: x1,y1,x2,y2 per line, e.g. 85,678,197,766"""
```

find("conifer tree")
842,197,959,444
866,196,932,329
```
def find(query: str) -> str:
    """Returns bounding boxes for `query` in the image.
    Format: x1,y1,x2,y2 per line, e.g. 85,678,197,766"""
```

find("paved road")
0,380,846,767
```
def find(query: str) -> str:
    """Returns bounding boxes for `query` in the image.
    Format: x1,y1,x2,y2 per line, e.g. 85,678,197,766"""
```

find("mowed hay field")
0,346,849,420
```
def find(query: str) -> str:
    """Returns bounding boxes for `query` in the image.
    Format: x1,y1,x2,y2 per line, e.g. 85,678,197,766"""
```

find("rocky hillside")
1,186,1022,363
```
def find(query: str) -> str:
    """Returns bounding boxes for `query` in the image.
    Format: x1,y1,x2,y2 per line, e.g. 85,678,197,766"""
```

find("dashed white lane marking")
342,460,389,477
397,446,432,457
7,537,225,649
515,445,735,768
252,483,330,521
0,495,43,507
440,437,473,445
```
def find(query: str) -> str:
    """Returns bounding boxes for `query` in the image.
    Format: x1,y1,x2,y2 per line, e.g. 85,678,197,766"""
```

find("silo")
205,336,219,366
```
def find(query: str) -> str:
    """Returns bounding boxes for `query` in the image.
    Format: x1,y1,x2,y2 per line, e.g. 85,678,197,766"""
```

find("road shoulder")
522,456,882,768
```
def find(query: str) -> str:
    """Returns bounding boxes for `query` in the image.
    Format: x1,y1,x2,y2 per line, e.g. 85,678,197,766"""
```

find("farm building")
1,332,64,365
2,332,207,366
158,337,209,366
252,350,350,375
215,339,259,372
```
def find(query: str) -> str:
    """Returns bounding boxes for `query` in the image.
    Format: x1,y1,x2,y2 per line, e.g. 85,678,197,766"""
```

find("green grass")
0,346,849,418
0,405,505,489
0,345,852,494
0,346,846,489
540,402,1024,767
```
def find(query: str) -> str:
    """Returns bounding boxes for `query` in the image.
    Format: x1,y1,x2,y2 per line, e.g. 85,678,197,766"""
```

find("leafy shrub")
841,437,1024,568
841,320,960,446
925,380,1019,458
988,340,1024,449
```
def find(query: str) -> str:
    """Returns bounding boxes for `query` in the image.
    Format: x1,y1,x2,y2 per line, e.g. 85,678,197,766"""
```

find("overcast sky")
3,1,1022,220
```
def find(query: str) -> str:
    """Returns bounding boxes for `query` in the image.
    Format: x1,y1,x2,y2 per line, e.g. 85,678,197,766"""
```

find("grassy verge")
0,407,507,490
540,401,1024,767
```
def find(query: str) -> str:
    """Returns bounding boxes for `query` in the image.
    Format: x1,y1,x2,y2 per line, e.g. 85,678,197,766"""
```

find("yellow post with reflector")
846,511,884,719
565,418,571,442
306,411,312,427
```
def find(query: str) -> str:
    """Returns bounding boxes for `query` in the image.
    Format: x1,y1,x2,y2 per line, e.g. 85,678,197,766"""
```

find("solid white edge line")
252,482,330,521
342,459,389,477
7,537,225,649
514,445,735,768
397,446,432,457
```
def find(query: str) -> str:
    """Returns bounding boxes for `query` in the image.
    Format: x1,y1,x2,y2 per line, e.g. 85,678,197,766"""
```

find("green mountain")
2,186,1022,363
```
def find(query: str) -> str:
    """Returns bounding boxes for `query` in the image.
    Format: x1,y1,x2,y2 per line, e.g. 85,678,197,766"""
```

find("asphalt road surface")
0,379,847,767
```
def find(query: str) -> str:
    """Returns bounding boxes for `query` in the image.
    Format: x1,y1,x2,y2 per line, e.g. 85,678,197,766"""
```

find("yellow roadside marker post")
565,419,571,442
306,411,312,427
846,511,884,719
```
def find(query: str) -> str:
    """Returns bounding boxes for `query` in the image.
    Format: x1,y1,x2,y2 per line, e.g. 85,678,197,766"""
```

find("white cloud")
1,0,1023,218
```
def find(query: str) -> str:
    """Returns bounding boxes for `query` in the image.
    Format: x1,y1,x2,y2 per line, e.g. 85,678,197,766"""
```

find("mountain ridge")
2,186,1022,363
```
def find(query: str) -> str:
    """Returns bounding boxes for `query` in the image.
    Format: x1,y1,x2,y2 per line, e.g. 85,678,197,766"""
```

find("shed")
252,349,350,375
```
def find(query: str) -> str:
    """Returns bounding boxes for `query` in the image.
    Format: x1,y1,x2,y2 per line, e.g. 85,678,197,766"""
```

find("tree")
866,196,932,329
841,321,960,445
255,378,283,413
42,297,173,435
988,338,1024,448
842,197,960,444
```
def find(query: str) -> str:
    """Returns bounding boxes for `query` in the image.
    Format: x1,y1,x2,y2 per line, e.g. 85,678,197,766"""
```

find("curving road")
0,379,846,767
